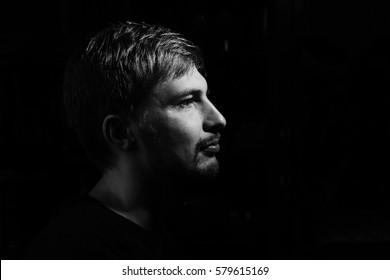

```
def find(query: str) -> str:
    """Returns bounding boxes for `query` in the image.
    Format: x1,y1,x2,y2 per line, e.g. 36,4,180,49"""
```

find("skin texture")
135,67,227,180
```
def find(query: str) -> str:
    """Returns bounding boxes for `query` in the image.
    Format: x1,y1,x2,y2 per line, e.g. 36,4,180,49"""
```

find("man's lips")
200,136,221,155
202,144,220,154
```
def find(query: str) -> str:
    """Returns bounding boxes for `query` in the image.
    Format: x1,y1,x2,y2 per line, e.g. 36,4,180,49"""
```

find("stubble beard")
189,153,220,181
150,147,220,184
140,131,220,184
137,119,220,183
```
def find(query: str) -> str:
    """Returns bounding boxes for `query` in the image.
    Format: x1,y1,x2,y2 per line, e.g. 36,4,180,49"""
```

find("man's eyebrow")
174,89,207,98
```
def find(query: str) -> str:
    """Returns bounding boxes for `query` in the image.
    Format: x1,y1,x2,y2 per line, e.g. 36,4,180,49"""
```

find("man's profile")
24,21,226,259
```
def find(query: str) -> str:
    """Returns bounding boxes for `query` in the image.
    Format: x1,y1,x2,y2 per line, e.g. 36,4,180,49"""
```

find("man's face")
135,68,226,181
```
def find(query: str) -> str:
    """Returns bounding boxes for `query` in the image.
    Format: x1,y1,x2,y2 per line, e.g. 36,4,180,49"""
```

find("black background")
1,0,390,259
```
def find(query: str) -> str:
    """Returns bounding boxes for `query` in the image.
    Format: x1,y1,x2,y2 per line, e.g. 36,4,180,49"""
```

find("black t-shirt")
23,196,185,259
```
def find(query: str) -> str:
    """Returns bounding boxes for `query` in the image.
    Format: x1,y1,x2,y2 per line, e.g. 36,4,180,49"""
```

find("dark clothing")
23,196,184,260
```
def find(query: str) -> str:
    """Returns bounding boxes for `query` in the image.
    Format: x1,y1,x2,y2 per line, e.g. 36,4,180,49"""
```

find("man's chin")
191,157,220,182
154,155,221,184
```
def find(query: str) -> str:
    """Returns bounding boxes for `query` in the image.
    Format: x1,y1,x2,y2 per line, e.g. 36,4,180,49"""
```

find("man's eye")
177,99,194,107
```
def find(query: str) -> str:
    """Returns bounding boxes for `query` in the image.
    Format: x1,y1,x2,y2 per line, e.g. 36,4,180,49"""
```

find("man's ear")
102,115,136,151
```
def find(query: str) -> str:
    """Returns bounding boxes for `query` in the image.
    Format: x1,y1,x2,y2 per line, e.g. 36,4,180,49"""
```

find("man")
24,21,226,259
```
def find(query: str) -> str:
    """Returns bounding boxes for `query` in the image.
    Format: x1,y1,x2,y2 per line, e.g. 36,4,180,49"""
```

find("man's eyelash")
178,98,194,106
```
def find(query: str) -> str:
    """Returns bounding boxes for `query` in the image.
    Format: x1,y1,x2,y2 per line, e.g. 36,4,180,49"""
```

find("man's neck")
89,162,155,231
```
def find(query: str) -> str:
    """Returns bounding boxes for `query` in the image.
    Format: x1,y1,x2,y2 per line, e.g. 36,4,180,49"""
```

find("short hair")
63,21,204,171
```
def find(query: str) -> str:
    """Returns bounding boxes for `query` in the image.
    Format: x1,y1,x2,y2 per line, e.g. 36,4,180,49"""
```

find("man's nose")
203,99,227,132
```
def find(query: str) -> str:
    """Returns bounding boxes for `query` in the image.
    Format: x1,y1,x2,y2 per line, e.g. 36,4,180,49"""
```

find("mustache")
195,134,221,153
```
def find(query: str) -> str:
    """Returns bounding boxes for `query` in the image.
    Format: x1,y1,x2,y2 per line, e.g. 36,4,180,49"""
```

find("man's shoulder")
23,196,109,259
22,196,173,259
